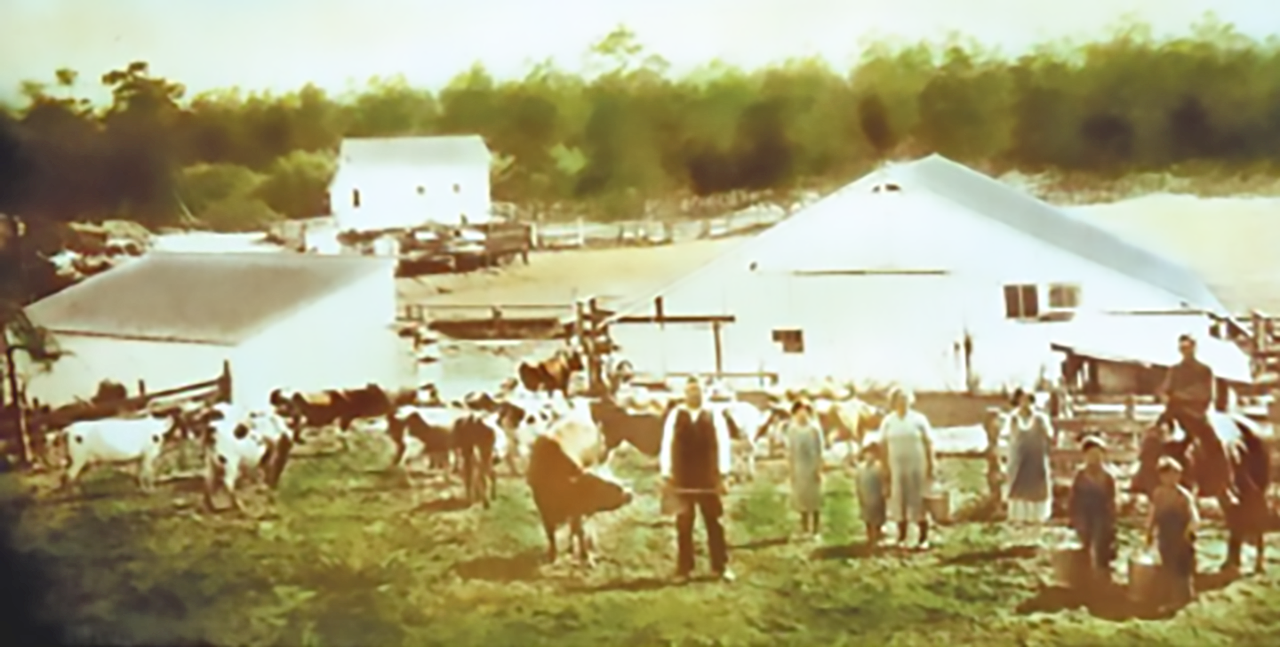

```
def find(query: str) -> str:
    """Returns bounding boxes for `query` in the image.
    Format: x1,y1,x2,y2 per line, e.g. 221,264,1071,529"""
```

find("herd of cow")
38,349,885,566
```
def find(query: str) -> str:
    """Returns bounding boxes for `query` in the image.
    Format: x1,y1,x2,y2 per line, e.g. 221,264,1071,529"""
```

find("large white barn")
607,154,1243,393
328,135,493,233
17,253,416,410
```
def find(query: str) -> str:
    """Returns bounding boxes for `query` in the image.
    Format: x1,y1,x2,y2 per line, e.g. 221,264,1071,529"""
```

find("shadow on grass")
811,542,876,560
453,549,544,582
412,496,472,514
564,575,680,594
1015,570,1238,621
938,545,1038,566
733,536,790,551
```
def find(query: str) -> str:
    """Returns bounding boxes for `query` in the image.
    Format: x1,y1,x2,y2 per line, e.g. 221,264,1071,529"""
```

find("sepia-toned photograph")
1,0,1279,645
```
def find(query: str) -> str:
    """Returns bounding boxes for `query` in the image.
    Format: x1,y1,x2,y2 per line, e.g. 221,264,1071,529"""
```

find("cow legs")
542,521,559,564
569,517,596,567
1254,533,1266,574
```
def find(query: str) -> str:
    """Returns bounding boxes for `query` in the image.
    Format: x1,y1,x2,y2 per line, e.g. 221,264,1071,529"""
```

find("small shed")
17,252,417,411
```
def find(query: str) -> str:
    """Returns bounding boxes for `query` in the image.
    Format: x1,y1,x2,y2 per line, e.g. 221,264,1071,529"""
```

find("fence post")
576,217,586,248
712,320,724,375
984,407,1004,504
137,380,147,399
218,360,232,404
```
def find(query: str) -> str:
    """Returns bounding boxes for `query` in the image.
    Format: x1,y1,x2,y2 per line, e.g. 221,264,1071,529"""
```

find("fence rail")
530,206,790,250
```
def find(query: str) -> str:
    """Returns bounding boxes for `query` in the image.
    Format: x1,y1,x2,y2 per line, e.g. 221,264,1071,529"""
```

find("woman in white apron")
1004,388,1055,529
878,387,937,549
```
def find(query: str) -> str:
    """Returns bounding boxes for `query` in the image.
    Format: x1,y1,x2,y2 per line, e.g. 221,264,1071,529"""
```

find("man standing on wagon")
660,376,736,583
1159,333,1236,504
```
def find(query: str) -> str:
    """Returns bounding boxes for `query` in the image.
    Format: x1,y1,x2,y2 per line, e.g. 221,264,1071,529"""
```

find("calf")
517,349,585,398
202,409,294,513
60,412,185,493
386,405,463,480
526,415,634,566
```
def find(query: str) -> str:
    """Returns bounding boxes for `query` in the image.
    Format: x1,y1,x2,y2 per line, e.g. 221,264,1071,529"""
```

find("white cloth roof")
1050,312,1253,383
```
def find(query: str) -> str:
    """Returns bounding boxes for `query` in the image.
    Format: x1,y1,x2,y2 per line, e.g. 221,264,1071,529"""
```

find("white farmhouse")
328,135,493,233
606,154,1238,393
17,252,416,411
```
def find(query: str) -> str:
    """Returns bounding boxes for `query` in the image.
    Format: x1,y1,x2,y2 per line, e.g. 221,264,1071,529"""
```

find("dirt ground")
5,428,1279,647
399,196,1280,315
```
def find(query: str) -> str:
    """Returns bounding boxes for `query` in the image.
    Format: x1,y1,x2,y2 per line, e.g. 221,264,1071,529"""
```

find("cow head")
560,349,585,373
576,467,634,514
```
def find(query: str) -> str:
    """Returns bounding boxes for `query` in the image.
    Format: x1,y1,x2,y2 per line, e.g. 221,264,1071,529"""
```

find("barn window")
1003,284,1040,320
453,183,462,194
352,189,362,208
772,328,805,354
1047,283,1081,310
871,182,902,194
416,186,425,195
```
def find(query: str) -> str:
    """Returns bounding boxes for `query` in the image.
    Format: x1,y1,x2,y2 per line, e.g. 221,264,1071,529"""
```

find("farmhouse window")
352,189,361,208
1003,284,1040,320
453,183,462,194
1047,283,1081,310
772,328,805,354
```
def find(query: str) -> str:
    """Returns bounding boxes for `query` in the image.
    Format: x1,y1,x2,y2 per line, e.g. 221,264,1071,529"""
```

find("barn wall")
329,164,491,232
16,335,228,408
233,269,415,410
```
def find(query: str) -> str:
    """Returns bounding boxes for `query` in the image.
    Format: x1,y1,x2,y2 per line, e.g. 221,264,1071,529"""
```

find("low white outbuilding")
17,252,416,410
606,154,1239,393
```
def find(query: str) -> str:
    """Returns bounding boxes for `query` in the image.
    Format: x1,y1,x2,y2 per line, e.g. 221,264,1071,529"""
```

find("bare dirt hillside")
1078,194,1280,313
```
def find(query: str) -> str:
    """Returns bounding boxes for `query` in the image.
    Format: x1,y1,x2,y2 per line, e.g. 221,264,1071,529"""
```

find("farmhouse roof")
25,252,391,345
337,135,491,168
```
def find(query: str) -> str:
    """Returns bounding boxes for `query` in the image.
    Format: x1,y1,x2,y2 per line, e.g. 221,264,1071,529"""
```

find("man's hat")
1081,435,1107,452
1157,455,1184,473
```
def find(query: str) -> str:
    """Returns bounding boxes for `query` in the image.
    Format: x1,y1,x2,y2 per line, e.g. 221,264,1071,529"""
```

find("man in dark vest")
1159,334,1236,504
660,376,735,583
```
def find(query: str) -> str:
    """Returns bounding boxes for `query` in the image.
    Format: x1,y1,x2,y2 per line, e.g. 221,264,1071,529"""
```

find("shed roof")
25,252,391,345
1049,312,1252,383
337,135,491,169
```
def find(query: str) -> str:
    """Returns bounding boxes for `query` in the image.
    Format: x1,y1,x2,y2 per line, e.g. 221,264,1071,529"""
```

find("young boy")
1068,436,1117,582
855,441,889,545
1145,456,1199,609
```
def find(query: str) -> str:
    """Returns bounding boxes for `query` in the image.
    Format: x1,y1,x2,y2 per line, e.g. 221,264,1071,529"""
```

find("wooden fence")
0,361,233,465
530,206,789,250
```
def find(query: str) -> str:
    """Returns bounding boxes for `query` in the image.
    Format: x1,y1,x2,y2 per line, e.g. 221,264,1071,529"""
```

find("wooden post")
712,320,724,375
137,379,147,398
654,296,665,328
586,297,604,395
218,360,232,403
984,407,1004,504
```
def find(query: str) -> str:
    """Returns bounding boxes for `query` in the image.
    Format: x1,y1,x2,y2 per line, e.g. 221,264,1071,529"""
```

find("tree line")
2,16,1280,235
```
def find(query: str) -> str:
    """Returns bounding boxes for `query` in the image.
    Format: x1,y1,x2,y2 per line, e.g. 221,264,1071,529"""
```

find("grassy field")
3,428,1280,647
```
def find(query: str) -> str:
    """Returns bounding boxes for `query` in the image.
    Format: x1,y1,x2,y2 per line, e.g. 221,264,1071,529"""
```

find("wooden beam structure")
613,314,736,325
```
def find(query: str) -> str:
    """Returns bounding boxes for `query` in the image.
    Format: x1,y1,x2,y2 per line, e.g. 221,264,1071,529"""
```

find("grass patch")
3,428,1280,646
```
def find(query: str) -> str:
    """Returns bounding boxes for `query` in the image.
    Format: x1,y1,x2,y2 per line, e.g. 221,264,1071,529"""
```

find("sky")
1,0,1275,103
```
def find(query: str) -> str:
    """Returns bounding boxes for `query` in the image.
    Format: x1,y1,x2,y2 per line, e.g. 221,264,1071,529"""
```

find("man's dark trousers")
675,492,728,575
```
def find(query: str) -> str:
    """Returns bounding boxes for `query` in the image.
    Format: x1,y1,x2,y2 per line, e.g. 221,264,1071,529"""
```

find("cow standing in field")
526,413,634,566
58,411,188,494
517,349,585,399
272,383,417,447
202,405,295,514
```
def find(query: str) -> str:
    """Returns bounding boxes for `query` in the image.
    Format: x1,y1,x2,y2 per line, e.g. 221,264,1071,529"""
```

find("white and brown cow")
526,414,634,566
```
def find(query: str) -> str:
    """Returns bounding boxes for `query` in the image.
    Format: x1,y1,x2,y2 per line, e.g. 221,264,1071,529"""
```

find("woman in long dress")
786,398,826,539
1004,388,1055,530
878,387,936,550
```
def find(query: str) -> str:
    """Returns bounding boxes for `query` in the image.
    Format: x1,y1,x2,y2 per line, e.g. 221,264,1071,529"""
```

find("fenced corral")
0,361,233,465
530,205,789,250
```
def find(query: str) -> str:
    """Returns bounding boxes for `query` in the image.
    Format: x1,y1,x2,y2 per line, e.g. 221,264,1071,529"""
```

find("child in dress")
1068,435,1117,582
855,441,889,545
1145,456,1199,609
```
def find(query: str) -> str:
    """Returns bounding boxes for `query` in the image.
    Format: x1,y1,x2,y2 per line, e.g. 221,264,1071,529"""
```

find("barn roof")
25,252,391,345
336,135,491,169
886,155,1224,311
613,154,1225,318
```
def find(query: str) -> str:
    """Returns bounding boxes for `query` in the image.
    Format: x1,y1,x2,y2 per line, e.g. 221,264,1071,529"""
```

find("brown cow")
1133,411,1271,574
273,383,417,446
517,349,585,399
526,414,634,566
